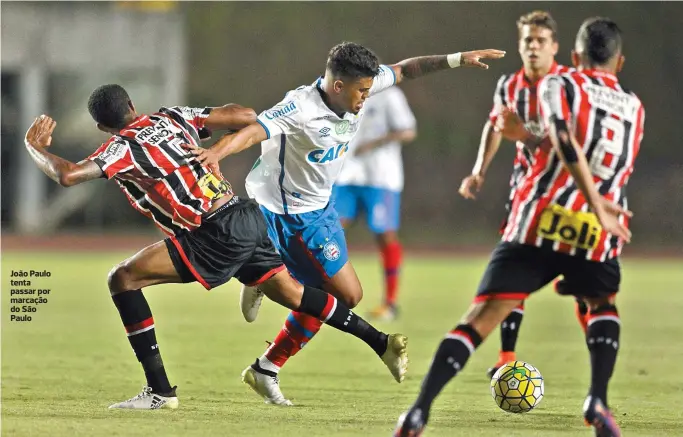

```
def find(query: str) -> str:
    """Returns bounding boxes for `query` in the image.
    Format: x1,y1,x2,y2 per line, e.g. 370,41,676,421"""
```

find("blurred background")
2,1,682,253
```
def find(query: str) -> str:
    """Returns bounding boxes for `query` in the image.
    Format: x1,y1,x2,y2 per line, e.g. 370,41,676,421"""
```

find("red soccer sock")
381,241,403,307
262,311,323,370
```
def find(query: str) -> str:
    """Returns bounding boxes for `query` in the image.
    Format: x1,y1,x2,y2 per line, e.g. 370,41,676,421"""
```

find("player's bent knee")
341,289,362,308
107,261,139,294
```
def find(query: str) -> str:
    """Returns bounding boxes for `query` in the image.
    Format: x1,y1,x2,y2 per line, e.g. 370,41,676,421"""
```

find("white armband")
447,53,462,68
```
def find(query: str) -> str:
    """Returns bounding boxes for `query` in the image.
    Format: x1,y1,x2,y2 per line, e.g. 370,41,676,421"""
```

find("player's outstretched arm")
24,115,104,187
388,49,506,84
204,104,257,132
188,122,268,167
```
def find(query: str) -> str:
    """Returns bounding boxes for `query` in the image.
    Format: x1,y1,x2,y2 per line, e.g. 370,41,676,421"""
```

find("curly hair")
87,84,132,129
326,42,380,79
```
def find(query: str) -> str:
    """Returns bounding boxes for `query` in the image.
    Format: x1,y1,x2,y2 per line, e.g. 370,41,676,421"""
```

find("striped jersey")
489,62,571,210
87,106,232,236
501,69,645,261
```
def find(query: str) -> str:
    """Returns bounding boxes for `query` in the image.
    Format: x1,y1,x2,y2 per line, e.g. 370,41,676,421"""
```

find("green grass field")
2,251,683,437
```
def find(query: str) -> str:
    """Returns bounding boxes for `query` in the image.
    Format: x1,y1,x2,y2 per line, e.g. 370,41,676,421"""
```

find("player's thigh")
361,187,401,234
331,184,360,222
108,240,184,293
476,242,561,302
558,256,621,301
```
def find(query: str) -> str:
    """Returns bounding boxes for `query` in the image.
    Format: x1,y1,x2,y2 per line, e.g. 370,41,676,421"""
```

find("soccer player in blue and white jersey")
189,42,505,405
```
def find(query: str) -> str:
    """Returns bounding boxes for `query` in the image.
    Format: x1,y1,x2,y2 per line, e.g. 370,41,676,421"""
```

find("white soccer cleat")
382,334,409,383
240,284,265,323
108,386,179,410
241,363,293,406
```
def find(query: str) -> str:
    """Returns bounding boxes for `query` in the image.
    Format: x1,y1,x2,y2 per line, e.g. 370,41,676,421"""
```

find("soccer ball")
490,360,544,413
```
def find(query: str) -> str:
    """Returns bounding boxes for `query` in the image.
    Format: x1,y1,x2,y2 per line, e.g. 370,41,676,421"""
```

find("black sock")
414,324,483,412
586,304,620,407
297,285,388,356
501,303,524,353
576,298,589,317
112,290,172,395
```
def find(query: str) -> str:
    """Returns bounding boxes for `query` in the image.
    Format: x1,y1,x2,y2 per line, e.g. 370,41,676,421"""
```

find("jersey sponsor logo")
537,204,602,249
335,120,350,134
135,118,173,146
582,83,639,121
307,142,349,163
100,141,127,164
264,101,298,120
323,240,341,261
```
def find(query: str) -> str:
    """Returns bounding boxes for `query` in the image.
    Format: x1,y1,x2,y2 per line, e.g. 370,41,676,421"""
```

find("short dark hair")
576,17,623,65
517,10,558,41
87,84,132,130
326,42,380,79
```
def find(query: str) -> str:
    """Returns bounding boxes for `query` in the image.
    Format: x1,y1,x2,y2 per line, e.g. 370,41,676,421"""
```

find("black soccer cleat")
393,407,427,437
486,365,500,379
583,396,621,437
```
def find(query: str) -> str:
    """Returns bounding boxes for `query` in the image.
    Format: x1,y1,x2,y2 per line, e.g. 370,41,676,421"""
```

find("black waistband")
204,195,242,220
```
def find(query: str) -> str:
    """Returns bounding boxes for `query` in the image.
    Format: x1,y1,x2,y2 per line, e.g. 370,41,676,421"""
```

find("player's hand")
495,107,527,141
185,144,220,168
25,114,56,149
460,49,506,70
459,174,484,200
595,198,633,243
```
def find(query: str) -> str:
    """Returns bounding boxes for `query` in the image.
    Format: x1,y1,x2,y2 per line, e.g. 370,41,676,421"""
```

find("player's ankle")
498,351,516,363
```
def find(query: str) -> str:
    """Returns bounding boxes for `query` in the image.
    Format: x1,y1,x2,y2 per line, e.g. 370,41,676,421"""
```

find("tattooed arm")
25,115,104,187
388,49,506,84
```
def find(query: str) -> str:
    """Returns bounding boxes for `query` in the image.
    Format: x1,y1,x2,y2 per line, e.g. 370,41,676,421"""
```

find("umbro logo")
319,127,331,137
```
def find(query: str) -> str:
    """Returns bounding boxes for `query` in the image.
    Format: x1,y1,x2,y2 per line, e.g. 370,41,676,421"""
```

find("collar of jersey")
314,77,353,121
579,69,618,82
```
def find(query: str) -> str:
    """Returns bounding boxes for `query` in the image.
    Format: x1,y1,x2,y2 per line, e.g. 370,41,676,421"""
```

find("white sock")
258,355,281,374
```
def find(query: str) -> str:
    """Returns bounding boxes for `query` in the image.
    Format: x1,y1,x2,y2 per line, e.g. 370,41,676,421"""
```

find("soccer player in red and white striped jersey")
459,11,587,379
23,85,410,411
397,17,640,437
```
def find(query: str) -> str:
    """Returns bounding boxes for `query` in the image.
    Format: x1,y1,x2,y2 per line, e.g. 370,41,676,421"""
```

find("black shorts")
476,241,620,301
165,197,285,290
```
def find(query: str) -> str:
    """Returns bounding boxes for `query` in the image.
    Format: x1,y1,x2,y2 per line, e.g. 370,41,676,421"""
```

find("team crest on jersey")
323,241,341,261
335,120,350,134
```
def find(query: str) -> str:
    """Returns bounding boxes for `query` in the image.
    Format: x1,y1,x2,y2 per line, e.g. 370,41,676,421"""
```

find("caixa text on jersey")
307,143,349,163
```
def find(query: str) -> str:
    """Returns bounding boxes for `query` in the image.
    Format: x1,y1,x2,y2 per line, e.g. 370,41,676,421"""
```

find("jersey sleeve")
538,74,572,129
368,65,397,96
162,106,213,130
86,137,134,179
488,74,509,124
256,96,306,139
386,89,417,131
